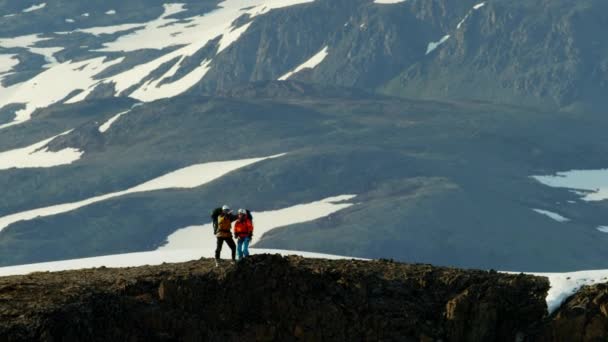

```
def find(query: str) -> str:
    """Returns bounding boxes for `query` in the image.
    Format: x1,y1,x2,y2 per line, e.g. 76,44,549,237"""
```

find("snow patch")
0,35,61,66
597,226,608,233
533,169,608,202
373,0,407,3
0,54,18,74
528,270,608,314
0,34,50,49
532,209,570,222
98,110,130,133
77,23,146,35
425,35,450,55
65,18,75,23
0,130,82,170
128,59,213,102
457,2,486,30
0,57,124,130
0,154,285,231
0,248,356,277
217,22,253,54
279,46,328,80
105,9,116,15
160,194,357,250
22,3,46,13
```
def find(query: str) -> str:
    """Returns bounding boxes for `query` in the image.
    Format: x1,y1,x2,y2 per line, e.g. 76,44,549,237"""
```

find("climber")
234,208,254,260
214,204,237,264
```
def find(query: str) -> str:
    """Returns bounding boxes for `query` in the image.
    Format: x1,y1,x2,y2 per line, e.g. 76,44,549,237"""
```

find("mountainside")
1,0,608,272
0,255,554,341
2,0,608,112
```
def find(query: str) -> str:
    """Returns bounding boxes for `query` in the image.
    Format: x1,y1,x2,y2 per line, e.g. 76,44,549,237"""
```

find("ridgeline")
0,255,605,341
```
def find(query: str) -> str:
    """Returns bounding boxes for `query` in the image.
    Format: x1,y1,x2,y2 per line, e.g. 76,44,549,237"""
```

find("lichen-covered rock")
0,255,549,341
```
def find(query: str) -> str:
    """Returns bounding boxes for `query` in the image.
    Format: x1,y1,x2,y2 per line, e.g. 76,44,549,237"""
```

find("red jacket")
234,218,253,238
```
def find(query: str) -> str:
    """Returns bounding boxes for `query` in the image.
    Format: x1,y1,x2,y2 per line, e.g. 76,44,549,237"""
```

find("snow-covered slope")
0,0,318,130
160,195,355,250
0,154,284,231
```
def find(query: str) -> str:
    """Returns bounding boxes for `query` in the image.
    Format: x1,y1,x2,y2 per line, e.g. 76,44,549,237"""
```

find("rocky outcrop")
540,282,608,341
0,255,550,341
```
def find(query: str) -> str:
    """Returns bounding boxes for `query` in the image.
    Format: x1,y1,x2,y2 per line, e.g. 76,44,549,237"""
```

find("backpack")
210,207,223,234
246,209,253,221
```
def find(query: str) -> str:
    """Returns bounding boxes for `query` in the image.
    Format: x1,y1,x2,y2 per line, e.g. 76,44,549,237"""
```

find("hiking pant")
215,237,236,260
237,236,251,259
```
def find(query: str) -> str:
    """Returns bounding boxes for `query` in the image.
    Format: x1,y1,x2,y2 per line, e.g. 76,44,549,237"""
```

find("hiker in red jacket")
234,208,254,260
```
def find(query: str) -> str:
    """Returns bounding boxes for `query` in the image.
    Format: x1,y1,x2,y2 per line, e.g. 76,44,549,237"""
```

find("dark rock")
539,283,608,341
0,255,550,341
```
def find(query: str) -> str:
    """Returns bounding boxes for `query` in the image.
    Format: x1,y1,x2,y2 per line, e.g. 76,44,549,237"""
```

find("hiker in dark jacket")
215,205,237,263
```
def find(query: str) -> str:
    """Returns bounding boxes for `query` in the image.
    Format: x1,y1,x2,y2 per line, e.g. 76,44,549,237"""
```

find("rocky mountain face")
0,255,555,341
1,1,608,271
541,281,608,341
2,0,607,110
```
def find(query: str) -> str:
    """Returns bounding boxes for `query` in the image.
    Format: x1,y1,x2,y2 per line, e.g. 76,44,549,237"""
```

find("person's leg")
227,237,236,261
236,237,244,260
215,237,223,260
243,237,251,257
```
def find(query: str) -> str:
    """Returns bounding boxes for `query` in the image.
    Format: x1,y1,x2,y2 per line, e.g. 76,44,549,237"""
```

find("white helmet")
222,205,231,212
237,208,247,215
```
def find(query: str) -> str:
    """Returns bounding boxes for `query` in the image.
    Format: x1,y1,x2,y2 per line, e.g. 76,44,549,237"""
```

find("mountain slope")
0,84,608,271
1,1,608,271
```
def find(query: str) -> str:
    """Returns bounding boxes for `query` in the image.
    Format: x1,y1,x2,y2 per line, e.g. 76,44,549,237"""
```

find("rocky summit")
0,254,585,342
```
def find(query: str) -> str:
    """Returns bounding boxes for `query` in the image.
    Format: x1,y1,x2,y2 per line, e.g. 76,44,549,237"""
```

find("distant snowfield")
98,109,131,133
533,169,608,202
0,154,285,231
0,0,319,128
373,0,407,3
22,3,46,13
279,46,328,81
159,194,356,250
0,34,61,66
529,270,608,314
0,54,18,74
0,130,82,170
457,2,486,29
532,208,570,222
0,57,124,130
426,35,450,55
0,248,355,277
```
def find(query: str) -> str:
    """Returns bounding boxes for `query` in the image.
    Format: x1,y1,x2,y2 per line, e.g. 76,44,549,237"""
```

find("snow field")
532,209,570,223
0,57,124,130
279,46,329,80
373,0,407,3
0,248,355,277
0,54,18,74
159,194,356,250
0,154,285,231
0,130,82,170
426,35,450,55
0,0,318,128
22,3,46,13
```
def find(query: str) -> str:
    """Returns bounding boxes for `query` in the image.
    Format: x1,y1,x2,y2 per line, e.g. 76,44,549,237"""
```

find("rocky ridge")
0,254,563,341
